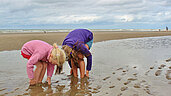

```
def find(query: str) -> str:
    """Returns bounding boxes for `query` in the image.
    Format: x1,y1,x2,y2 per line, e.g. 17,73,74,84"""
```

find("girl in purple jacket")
62,29,93,78
21,40,66,85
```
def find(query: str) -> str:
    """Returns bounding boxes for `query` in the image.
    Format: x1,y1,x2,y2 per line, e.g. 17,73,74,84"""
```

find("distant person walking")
166,26,168,32
62,29,93,78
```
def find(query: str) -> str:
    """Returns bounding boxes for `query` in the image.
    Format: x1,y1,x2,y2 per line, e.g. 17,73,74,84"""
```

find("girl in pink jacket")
21,40,66,85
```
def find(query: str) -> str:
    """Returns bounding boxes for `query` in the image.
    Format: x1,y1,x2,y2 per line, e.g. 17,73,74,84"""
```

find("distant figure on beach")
44,31,47,33
62,29,93,78
21,40,66,85
166,26,168,32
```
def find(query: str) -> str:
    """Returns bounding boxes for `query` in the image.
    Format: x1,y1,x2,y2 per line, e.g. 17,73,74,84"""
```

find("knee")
42,62,47,69
43,62,47,68
78,59,84,64
36,62,43,69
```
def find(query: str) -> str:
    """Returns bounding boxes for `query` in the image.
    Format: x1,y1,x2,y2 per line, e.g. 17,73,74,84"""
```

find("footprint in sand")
91,90,100,94
120,86,128,91
61,78,67,80
155,70,162,76
124,80,131,85
133,73,138,77
55,80,59,83
134,83,141,88
117,93,122,96
166,70,171,80
92,85,101,93
133,94,139,96
117,68,123,71
109,85,115,88
103,76,110,81
123,70,127,72
145,70,150,76
150,66,154,69
166,58,171,62
127,78,137,81
158,64,166,69
93,85,101,90
117,77,122,81
140,80,146,83
144,88,152,95
112,72,115,74
121,73,126,76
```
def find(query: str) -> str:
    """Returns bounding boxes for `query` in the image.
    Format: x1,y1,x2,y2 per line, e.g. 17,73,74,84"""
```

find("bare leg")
33,61,43,83
70,69,73,75
38,62,47,83
71,59,78,77
79,60,85,78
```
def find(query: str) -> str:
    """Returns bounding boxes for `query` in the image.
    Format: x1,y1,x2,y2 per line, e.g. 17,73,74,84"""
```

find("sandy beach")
1,31,171,51
0,31,171,96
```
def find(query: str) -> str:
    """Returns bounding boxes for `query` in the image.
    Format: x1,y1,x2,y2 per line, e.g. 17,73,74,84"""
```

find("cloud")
97,0,141,6
0,0,170,29
119,15,134,22
31,15,101,24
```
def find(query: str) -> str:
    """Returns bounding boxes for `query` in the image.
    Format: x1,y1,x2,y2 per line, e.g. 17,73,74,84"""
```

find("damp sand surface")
0,36,171,96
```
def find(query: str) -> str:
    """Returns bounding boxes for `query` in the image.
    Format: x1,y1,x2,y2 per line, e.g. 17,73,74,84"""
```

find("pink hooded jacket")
21,40,55,79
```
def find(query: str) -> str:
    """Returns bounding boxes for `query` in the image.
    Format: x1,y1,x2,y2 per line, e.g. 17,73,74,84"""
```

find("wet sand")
0,31,171,96
1,31,171,51
0,36,171,96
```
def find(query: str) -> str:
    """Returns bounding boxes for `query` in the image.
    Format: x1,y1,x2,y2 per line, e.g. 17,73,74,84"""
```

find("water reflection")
67,76,91,96
27,83,53,96
26,76,92,96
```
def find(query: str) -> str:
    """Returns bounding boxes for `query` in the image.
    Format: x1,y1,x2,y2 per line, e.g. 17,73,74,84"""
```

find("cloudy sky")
0,0,170,29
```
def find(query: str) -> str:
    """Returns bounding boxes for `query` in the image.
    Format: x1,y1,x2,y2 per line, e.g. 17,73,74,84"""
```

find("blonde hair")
51,43,66,74
62,45,72,60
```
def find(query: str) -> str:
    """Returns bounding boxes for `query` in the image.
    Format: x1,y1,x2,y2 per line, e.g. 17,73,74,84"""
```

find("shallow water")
0,36,171,96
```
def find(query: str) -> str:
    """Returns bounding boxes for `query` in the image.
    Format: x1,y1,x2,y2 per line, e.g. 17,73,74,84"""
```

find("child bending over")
62,29,93,78
21,40,66,85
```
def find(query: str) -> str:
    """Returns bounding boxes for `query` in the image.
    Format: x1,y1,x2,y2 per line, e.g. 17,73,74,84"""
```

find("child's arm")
27,54,40,79
46,63,55,85
78,44,92,72
85,44,91,77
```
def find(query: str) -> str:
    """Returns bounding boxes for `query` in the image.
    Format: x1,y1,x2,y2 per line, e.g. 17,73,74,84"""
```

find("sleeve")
86,39,93,49
78,43,92,71
27,54,40,79
47,63,55,77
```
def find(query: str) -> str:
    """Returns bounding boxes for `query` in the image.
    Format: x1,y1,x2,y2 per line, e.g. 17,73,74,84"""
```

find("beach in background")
0,30,171,96
1,30,171,51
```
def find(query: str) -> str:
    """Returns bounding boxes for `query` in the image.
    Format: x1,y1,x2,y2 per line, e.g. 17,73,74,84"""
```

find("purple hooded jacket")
62,29,93,71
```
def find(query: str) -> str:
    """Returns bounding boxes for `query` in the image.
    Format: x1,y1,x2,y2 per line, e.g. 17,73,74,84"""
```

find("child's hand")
46,77,51,85
29,79,36,86
86,70,89,77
